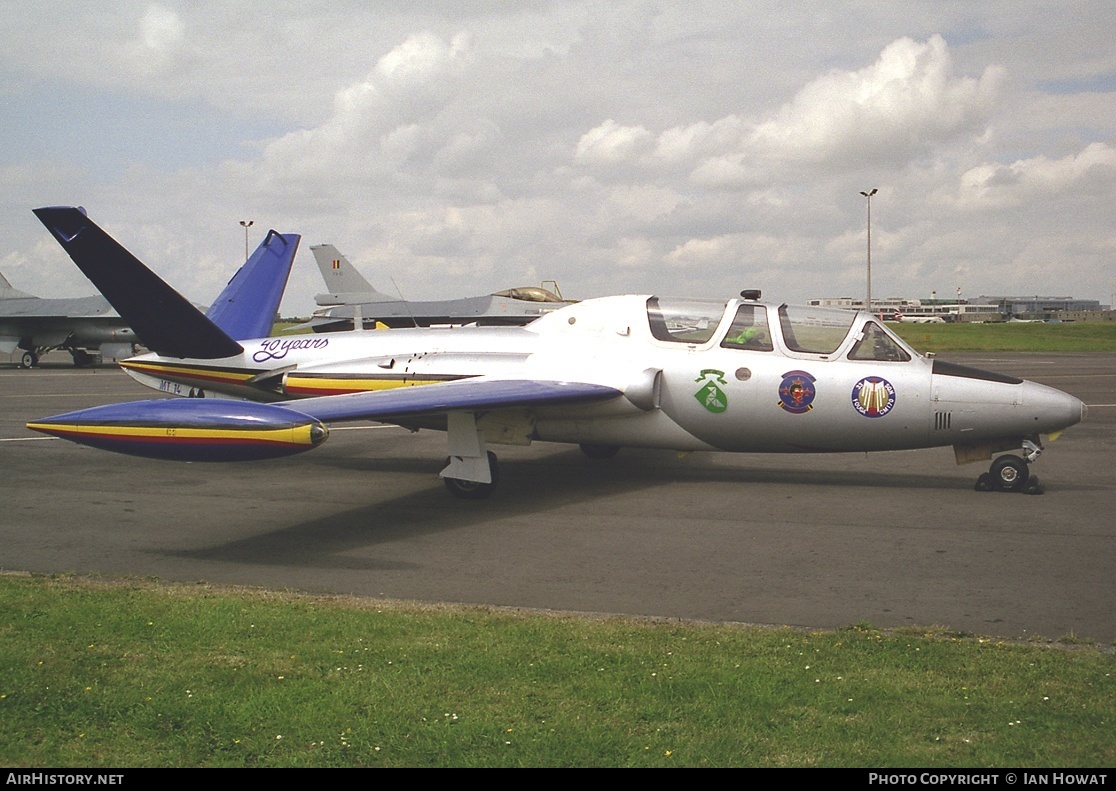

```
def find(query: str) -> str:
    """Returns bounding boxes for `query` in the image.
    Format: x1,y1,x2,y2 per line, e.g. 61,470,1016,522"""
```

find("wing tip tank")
27,399,329,462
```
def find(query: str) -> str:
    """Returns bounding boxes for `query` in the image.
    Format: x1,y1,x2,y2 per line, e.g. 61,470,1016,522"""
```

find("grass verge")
1,573,1111,768
890,322,1116,353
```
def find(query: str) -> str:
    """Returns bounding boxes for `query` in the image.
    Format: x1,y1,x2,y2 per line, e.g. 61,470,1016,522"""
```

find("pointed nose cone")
1023,380,1086,435
930,361,1085,442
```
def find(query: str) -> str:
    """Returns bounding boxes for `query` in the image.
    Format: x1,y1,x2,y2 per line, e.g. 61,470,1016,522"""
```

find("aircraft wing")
27,377,622,461
0,295,116,319
285,377,622,423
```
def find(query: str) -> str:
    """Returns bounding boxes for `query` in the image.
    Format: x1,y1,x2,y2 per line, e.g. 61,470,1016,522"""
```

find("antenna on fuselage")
390,277,420,328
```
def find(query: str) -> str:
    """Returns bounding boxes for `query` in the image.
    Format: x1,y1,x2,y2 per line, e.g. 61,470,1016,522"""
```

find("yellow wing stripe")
27,422,319,446
283,376,451,396
121,360,257,385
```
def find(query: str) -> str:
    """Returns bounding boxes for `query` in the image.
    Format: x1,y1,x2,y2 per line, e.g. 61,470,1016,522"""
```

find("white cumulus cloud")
956,142,1116,209
575,120,655,164
749,35,1003,165
2,5,1112,310
574,36,1005,188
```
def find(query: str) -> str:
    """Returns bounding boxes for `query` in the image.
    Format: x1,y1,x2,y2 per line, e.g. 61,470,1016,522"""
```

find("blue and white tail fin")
311,244,392,305
205,230,300,340
33,206,299,359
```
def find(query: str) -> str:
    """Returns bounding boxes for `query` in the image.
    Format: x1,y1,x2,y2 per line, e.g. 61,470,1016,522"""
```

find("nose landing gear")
974,439,1045,494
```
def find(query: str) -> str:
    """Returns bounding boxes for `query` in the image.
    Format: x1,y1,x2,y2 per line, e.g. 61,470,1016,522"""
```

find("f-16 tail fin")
0,269,35,299
311,244,392,305
33,207,298,359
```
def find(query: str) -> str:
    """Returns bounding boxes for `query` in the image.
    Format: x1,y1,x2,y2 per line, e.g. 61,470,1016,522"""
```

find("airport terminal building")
807,294,1108,322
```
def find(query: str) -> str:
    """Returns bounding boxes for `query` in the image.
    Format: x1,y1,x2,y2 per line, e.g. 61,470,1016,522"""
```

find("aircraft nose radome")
1024,380,1086,433
1062,390,1086,429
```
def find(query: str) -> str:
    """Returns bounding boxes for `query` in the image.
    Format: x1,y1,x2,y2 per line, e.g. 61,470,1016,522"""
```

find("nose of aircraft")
930,362,1087,448
1024,380,1086,434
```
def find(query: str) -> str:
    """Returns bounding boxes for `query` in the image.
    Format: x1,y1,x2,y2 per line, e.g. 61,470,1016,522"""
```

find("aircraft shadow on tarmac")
170,447,967,571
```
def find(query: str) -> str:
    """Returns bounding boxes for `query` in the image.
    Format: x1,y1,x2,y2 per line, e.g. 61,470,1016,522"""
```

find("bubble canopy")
645,296,913,362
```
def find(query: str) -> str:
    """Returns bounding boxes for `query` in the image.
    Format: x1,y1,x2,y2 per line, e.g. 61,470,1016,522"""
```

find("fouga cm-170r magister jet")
28,206,1085,499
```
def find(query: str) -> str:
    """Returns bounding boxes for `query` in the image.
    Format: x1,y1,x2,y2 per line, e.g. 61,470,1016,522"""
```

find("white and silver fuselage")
118,295,1085,457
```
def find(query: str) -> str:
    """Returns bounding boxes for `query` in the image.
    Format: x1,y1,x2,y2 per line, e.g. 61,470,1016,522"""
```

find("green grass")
1,574,1112,767
890,322,1116,353
272,321,311,335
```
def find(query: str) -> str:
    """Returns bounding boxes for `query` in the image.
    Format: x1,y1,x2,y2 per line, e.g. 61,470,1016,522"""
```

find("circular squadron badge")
851,376,896,418
777,370,817,414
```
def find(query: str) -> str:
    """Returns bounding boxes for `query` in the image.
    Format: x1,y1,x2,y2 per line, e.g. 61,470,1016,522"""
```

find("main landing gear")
16,346,95,368
443,451,499,500
440,412,500,500
974,439,1045,495
71,349,94,367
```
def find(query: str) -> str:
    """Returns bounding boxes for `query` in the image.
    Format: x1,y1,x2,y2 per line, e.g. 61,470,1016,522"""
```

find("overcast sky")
1,1,1113,315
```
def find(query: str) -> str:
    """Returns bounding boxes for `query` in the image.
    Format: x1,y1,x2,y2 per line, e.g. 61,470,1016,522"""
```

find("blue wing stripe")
32,398,314,428
284,378,621,423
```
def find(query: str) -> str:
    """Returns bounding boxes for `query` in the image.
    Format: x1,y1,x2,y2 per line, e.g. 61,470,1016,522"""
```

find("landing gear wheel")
72,350,93,367
579,443,620,460
19,351,38,368
443,451,499,500
989,454,1029,492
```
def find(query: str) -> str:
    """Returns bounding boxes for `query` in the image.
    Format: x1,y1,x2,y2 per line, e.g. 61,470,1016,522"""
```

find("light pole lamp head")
860,189,877,198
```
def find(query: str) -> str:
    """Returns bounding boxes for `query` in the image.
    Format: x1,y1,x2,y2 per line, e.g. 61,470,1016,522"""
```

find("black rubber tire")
990,455,1029,492
579,443,620,460
443,451,499,500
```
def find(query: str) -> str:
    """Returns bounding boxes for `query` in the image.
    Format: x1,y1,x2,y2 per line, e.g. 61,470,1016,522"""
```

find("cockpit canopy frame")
645,296,917,363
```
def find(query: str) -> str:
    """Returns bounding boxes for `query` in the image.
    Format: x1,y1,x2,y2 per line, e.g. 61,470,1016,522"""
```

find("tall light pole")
239,220,254,261
860,189,877,314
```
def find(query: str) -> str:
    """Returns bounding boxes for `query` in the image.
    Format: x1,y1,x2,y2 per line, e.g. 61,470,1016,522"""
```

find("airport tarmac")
1,352,1113,642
